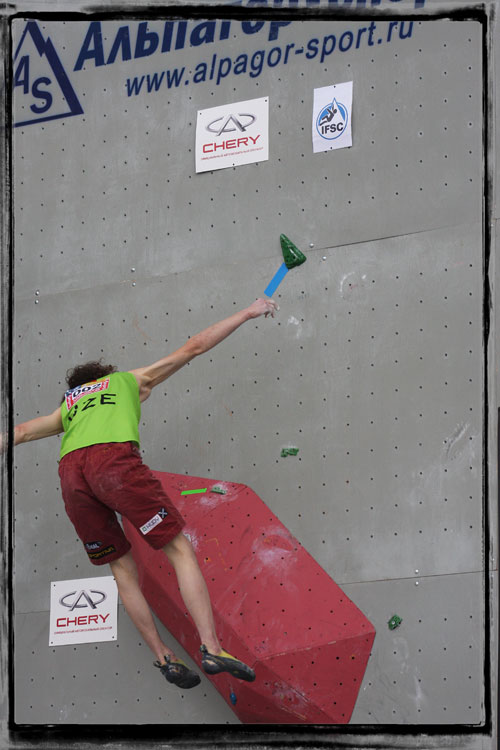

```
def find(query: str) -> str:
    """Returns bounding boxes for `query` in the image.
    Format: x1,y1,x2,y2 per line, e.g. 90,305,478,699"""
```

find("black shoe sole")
201,651,256,682
158,661,201,689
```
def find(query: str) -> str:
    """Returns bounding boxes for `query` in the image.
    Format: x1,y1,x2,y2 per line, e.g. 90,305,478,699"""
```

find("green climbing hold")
210,485,227,495
388,614,403,630
281,447,299,457
280,234,307,270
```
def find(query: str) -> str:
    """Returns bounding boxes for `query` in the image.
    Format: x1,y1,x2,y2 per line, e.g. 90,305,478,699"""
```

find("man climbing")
10,297,278,690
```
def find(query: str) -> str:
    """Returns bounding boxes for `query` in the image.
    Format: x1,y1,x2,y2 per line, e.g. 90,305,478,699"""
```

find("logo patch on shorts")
85,541,103,551
140,512,165,535
87,545,116,560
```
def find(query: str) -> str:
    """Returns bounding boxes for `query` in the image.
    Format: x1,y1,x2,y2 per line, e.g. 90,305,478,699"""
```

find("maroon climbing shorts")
58,442,185,565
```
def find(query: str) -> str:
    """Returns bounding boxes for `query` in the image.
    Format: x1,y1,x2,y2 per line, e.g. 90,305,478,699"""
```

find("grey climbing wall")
4,0,497,746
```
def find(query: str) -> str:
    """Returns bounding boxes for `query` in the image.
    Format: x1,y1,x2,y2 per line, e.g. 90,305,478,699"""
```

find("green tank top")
60,372,141,459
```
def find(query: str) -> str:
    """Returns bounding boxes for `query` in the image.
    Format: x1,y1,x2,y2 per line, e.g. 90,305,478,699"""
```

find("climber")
8,298,278,689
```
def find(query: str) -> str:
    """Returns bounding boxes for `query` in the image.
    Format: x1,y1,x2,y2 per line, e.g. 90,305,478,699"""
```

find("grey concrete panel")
13,18,482,301
346,572,485,725
15,606,237,724
14,572,484,725
15,222,483,613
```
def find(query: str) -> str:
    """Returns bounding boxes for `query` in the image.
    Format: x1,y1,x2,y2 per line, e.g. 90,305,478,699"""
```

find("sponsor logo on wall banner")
312,81,353,153
196,96,269,173
13,20,415,129
49,576,118,646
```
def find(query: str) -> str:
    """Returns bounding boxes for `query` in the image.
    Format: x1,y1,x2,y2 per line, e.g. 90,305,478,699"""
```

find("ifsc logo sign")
312,82,353,154
316,98,348,141
13,20,83,127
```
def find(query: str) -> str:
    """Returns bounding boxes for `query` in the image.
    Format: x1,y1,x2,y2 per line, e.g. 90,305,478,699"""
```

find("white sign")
196,96,269,173
312,82,353,153
49,575,118,646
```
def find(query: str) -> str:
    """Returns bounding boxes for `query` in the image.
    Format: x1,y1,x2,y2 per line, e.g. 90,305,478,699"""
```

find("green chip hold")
388,614,403,630
281,447,299,457
211,485,227,495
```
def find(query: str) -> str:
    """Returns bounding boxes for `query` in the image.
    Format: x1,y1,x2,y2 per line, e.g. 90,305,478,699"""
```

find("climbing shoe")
154,655,201,689
200,644,256,682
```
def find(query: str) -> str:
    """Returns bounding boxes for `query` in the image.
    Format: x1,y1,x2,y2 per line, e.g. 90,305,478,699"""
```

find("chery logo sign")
56,589,110,628
196,96,269,173
59,589,107,611
203,112,260,154
206,113,256,136
50,576,118,646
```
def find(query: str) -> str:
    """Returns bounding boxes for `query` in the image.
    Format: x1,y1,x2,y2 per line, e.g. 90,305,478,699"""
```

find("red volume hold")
124,472,375,724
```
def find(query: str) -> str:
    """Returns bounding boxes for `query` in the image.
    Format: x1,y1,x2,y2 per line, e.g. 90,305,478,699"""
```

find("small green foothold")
211,485,227,495
280,234,307,270
281,447,299,457
388,614,403,630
